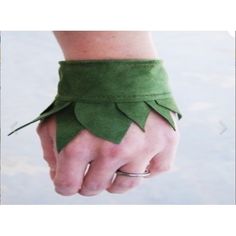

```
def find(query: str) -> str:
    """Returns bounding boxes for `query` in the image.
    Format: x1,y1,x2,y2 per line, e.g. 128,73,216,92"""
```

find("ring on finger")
116,169,151,177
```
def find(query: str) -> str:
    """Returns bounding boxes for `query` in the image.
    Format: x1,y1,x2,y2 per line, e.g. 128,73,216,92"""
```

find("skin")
37,31,180,196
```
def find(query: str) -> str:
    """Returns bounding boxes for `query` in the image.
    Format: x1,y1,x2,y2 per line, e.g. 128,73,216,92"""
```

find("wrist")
54,31,158,60
9,59,182,153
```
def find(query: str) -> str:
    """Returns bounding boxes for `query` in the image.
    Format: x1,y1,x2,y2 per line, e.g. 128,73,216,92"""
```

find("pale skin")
37,31,180,196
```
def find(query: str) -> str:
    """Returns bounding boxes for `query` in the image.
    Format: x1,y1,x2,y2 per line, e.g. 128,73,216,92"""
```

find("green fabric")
146,100,176,130
56,103,84,152
8,101,71,135
8,59,182,152
75,102,132,143
116,102,151,130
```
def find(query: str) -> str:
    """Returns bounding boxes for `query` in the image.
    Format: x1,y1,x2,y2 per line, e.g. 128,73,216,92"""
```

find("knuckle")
166,131,179,145
101,144,131,160
61,143,90,160
61,145,77,158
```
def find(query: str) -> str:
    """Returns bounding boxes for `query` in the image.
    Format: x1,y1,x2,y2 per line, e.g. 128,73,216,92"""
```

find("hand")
37,111,180,196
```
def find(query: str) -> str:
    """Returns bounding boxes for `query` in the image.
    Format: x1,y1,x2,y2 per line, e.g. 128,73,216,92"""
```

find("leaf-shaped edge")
156,98,182,119
8,100,71,135
116,102,151,131
145,100,176,130
74,102,132,144
56,103,84,152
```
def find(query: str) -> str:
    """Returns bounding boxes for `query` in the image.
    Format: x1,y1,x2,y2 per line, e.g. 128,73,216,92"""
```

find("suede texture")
9,59,182,152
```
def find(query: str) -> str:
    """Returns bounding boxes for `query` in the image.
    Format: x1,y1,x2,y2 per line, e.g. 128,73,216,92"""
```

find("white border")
1,0,235,235
0,0,236,30
0,206,236,236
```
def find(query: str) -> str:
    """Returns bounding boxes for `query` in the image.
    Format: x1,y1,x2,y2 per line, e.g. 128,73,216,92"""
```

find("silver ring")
116,169,151,177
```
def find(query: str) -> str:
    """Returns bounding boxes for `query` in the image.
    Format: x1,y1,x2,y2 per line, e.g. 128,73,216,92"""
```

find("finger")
37,122,57,179
53,146,92,196
147,143,178,177
79,158,119,196
107,161,148,194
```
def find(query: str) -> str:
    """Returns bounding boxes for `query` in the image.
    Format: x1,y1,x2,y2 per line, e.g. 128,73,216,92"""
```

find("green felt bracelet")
9,59,182,152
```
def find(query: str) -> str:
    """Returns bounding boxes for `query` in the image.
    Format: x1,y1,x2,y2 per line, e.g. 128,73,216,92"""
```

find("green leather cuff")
9,59,182,152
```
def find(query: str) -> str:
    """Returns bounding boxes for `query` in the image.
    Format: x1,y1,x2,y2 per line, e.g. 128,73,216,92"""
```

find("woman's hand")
37,111,180,196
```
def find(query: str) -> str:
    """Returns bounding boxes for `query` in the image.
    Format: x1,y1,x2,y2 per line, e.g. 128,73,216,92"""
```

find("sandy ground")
1,31,235,204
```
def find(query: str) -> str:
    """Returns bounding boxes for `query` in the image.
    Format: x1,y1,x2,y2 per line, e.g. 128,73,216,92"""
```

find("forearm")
53,31,158,60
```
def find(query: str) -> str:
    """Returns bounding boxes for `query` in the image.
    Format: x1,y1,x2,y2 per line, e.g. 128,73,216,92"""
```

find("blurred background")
1,31,235,204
